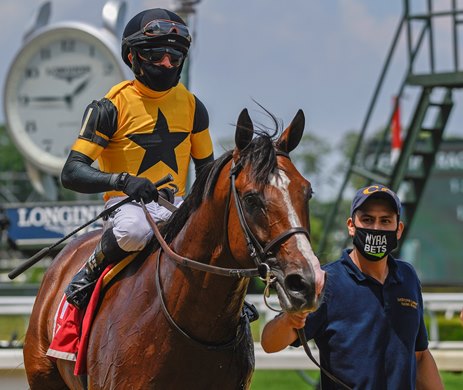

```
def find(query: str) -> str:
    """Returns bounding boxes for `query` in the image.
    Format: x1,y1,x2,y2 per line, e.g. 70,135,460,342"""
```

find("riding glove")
116,173,159,203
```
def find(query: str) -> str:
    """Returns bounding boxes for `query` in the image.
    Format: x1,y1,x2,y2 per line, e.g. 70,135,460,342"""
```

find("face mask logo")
353,226,398,262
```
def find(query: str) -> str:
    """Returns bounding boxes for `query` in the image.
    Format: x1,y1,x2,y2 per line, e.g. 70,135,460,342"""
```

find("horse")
23,108,326,389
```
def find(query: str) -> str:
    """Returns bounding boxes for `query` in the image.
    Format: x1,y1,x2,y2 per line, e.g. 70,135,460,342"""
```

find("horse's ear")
235,108,254,151
277,109,305,153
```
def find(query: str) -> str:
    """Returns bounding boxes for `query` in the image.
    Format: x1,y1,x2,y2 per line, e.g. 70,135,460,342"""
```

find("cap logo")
362,185,392,196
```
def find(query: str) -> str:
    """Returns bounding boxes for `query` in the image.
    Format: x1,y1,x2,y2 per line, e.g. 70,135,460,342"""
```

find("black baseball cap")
350,184,401,217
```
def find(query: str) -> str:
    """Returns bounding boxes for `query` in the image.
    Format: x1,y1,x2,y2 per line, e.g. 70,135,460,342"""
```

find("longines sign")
5,202,105,248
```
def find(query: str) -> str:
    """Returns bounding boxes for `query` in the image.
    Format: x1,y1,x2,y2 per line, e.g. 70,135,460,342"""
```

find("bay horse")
24,108,326,389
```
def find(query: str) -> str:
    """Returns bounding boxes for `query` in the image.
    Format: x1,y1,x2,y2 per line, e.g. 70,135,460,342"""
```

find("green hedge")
425,315,463,340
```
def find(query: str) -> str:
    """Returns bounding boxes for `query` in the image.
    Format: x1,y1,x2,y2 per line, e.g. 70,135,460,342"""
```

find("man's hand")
283,312,310,329
118,174,159,203
261,311,310,353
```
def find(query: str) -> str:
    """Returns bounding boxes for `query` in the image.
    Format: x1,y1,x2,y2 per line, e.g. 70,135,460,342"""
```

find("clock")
3,21,126,176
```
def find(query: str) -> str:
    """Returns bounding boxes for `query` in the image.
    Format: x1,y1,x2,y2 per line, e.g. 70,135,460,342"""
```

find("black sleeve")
193,155,214,177
192,95,213,177
192,96,209,134
60,151,118,194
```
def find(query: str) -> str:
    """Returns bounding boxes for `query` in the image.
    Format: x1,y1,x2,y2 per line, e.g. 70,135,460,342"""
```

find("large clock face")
4,23,125,175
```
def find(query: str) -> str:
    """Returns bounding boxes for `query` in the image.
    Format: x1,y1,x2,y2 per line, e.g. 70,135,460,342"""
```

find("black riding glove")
116,173,159,203
158,188,175,204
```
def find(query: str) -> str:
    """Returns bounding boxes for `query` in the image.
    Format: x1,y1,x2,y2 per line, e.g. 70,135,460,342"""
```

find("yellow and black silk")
71,80,213,200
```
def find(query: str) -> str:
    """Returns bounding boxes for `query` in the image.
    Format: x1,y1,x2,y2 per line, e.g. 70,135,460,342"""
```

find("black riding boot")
65,229,129,310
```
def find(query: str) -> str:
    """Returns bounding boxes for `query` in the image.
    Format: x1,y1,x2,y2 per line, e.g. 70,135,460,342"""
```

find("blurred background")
0,1,462,388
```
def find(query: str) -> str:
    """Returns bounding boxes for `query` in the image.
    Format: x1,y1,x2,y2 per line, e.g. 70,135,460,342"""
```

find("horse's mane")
159,114,281,245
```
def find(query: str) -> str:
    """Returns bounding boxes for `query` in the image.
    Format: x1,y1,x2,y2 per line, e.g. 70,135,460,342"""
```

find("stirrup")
65,267,99,310
65,281,97,310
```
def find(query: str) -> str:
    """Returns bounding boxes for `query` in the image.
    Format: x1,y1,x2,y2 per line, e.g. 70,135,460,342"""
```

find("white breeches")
103,196,183,252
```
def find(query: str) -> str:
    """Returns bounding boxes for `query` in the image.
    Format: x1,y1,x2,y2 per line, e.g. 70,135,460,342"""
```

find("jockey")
61,8,214,310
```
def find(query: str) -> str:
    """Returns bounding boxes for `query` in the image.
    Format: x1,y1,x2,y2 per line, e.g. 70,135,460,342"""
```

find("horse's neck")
165,202,249,342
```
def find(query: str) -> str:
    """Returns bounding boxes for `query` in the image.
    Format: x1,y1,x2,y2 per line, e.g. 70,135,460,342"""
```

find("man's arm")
61,151,118,193
415,349,443,390
261,312,308,353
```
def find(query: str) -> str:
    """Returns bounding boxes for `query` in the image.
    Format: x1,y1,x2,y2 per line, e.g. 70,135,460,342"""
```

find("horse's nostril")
284,274,308,292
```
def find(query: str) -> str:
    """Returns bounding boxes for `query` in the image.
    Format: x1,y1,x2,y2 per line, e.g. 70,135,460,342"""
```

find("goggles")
143,19,191,41
138,47,185,67
125,19,191,44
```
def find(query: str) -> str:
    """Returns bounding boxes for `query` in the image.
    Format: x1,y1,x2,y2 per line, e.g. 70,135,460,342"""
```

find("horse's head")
228,108,325,313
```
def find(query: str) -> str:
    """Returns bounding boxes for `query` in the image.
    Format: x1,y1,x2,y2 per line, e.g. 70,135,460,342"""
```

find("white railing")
1,293,462,343
247,293,463,347
1,293,463,374
0,293,463,390
0,296,35,316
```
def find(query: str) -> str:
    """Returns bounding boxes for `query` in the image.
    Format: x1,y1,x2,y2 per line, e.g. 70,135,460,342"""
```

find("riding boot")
65,229,130,310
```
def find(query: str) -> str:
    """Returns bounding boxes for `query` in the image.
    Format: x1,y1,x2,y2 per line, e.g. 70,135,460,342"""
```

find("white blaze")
268,171,319,267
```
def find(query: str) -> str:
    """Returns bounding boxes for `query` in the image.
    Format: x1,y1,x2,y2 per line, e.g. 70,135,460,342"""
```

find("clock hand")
64,77,91,107
24,95,68,104
71,77,91,97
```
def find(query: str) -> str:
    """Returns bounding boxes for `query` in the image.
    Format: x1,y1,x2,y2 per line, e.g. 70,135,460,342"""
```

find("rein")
141,200,256,350
141,200,260,279
154,249,248,351
297,329,352,390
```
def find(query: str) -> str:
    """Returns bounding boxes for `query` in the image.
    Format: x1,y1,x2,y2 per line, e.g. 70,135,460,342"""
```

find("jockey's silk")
71,79,213,199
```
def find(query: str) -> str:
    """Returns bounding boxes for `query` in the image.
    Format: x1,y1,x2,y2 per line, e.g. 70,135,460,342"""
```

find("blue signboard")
4,202,105,248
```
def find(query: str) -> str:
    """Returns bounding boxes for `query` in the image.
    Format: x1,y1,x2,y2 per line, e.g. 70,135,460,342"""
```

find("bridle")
225,154,310,282
141,152,308,334
143,152,311,288
141,152,352,389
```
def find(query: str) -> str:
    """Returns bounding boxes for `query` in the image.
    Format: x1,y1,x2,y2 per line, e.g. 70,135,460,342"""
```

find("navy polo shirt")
292,249,428,390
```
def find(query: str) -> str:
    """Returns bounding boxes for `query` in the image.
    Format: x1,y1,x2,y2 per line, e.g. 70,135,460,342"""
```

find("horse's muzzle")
274,271,320,313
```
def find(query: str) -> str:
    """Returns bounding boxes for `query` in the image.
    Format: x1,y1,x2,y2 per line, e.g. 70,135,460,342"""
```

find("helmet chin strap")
130,48,143,77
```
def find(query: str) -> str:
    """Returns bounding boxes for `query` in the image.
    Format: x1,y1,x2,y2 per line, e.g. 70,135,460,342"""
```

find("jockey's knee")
112,220,153,252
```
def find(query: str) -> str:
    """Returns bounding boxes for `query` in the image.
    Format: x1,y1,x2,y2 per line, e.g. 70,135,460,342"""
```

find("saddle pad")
46,252,138,375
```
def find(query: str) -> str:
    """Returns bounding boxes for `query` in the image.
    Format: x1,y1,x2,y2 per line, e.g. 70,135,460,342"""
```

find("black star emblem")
127,109,188,175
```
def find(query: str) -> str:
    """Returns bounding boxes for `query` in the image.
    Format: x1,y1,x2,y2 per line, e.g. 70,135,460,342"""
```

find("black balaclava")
130,51,180,91
121,8,191,91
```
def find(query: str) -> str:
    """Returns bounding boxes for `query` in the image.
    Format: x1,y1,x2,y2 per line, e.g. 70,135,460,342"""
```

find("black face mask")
353,226,398,262
136,62,180,91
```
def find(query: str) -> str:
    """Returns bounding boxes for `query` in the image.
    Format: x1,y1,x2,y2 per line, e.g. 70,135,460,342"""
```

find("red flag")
391,96,402,164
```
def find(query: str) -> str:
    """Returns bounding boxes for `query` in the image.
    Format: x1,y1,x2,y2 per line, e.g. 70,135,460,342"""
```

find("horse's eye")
243,194,263,212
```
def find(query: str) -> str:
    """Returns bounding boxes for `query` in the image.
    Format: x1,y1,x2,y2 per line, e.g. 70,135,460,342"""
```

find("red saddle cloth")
46,266,112,375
